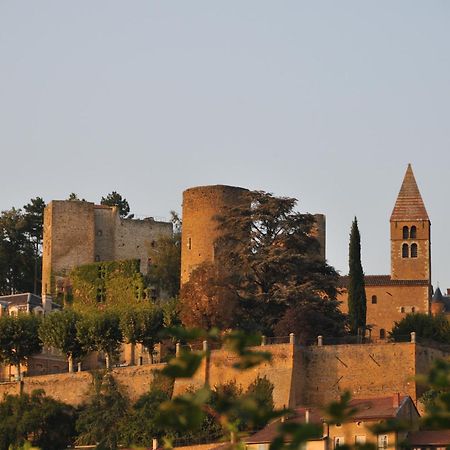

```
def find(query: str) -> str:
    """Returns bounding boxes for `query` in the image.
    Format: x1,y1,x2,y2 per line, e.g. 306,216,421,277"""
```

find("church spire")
390,164,429,222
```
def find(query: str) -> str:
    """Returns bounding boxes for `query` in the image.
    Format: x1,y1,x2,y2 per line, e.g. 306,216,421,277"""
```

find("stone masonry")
42,200,172,296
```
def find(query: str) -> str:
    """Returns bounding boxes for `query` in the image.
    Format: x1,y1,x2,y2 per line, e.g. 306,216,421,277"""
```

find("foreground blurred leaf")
161,350,205,378
157,388,211,432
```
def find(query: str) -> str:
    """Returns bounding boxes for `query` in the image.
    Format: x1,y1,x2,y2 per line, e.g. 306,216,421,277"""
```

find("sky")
1,2,450,288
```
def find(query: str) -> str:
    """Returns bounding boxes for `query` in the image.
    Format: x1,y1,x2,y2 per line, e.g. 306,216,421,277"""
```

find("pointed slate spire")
390,164,429,221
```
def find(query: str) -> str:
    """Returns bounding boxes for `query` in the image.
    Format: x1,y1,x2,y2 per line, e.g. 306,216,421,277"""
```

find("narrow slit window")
188,237,192,250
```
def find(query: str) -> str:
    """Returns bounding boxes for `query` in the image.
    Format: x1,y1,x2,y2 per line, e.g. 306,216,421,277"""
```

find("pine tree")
347,217,367,335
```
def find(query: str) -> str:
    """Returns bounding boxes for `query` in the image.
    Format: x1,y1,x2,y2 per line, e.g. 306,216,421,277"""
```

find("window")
411,306,416,313
334,437,344,449
410,226,417,239
380,329,386,339
188,237,192,250
400,307,405,313
402,226,409,239
378,435,388,449
411,243,418,258
97,229,103,237
402,243,409,258
371,295,377,304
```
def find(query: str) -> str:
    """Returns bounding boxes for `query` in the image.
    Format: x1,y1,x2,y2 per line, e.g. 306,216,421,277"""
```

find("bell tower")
390,164,431,281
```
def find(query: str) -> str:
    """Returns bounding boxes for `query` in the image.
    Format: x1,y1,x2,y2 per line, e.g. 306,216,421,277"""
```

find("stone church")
338,164,432,338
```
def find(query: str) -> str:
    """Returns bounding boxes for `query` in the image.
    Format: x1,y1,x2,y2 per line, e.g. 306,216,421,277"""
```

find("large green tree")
347,217,367,335
77,312,123,369
390,313,450,344
184,190,342,335
101,191,131,218
0,314,42,379
23,197,45,295
0,208,35,295
76,373,129,450
119,304,164,365
0,390,76,450
39,310,85,373
0,198,45,296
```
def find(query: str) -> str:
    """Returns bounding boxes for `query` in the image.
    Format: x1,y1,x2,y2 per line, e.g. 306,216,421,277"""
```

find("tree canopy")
0,314,42,378
390,313,450,344
347,217,367,335
0,390,76,450
101,191,131,218
181,190,343,337
39,310,85,372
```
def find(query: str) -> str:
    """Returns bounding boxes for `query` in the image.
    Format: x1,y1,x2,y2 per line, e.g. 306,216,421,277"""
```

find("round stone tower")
181,185,249,285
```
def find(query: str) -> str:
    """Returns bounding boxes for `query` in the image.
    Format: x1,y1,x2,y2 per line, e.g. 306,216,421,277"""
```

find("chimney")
392,393,400,409
305,409,310,423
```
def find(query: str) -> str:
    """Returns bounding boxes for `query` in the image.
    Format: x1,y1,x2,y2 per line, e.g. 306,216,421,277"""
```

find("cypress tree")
347,217,367,335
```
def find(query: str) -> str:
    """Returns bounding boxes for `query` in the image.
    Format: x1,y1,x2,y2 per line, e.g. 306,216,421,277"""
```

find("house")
407,430,450,450
243,395,420,450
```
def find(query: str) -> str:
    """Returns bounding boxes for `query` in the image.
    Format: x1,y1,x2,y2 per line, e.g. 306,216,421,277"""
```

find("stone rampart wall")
0,343,445,410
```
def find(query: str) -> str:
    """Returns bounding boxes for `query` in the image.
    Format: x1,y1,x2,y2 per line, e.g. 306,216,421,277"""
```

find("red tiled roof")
339,275,429,288
390,164,429,222
349,396,407,420
244,396,410,445
408,430,450,446
244,407,323,444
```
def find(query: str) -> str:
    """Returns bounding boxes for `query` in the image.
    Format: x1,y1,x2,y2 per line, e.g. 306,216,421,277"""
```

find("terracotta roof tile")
339,275,429,287
244,397,410,444
391,164,429,222
408,430,450,446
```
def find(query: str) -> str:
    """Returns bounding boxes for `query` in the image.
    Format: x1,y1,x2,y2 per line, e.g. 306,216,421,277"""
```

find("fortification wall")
0,363,165,406
0,343,444,410
113,217,172,275
296,342,418,406
181,185,249,285
173,343,295,409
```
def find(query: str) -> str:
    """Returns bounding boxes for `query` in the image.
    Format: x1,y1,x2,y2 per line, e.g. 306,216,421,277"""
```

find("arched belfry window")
411,243,418,258
402,243,409,258
402,226,409,239
410,226,417,239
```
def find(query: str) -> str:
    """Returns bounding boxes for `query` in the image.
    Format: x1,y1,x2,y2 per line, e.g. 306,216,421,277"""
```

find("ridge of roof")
339,275,429,287
391,164,429,222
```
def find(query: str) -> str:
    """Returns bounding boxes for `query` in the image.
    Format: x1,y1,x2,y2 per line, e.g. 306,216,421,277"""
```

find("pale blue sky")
1,2,450,288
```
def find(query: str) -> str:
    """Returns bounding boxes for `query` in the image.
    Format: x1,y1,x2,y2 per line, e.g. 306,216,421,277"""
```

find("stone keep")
181,185,249,285
181,185,327,285
42,200,172,296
